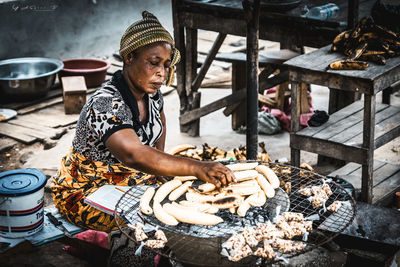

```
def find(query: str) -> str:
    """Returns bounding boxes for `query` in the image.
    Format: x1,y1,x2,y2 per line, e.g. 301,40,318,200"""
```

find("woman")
52,11,234,233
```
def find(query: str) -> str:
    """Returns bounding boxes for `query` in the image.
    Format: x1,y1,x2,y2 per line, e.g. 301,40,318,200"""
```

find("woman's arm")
105,129,233,188
154,110,166,151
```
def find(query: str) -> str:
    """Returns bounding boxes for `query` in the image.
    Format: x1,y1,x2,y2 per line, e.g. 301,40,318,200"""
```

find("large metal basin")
0,57,63,102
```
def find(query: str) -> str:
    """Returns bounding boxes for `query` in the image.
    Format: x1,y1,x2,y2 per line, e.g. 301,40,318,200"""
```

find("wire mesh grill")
114,161,356,266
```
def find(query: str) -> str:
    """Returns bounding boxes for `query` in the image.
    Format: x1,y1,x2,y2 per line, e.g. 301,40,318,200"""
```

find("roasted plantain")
361,50,386,56
349,42,368,60
328,59,369,70
350,17,374,39
332,30,351,51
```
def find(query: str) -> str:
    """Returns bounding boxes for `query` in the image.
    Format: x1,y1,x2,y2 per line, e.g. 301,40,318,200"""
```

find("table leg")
231,62,247,130
382,87,392,105
361,94,376,203
185,28,200,136
172,0,189,133
243,0,260,160
328,88,360,114
290,81,301,167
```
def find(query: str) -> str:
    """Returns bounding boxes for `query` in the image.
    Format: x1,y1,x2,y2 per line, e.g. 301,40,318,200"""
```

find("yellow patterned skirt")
52,147,157,232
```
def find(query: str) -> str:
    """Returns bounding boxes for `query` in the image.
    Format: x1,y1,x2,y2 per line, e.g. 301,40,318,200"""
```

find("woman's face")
124,42,173,95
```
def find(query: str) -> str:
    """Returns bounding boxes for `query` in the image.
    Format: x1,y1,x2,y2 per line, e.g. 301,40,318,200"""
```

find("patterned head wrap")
120,11,181,86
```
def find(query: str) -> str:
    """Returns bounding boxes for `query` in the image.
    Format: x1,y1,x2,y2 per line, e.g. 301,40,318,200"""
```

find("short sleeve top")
72,70,164,164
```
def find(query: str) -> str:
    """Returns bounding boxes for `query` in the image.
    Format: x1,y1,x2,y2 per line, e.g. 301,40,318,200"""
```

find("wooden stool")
215,49,305,130
62,76,87,114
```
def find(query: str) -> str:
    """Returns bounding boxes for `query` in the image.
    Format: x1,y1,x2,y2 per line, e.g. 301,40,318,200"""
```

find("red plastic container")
60,58,110,88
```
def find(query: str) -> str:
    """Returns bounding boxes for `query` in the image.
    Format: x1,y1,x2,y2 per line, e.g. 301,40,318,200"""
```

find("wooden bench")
213,49,304,130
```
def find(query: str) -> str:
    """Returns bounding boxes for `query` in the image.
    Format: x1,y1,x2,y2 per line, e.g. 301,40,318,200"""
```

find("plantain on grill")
329,16,400,70
328,59,369,70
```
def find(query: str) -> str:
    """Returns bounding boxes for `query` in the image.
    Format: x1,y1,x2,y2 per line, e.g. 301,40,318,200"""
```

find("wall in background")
0,0,172,60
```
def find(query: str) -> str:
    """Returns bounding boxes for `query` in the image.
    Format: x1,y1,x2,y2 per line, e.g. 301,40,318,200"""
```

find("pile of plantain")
165,142,272,162
329,16,400,70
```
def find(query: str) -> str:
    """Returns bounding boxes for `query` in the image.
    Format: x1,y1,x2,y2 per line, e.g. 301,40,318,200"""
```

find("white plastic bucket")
0,168,46,238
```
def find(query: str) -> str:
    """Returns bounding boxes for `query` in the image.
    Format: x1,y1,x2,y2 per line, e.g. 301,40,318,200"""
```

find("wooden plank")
300,82,309,114
329,162,360,177
223,101,242,116
197,54,231,69
275,82,289,110
258,94,276,106
15,113,79,128
62,76,87,93
197,37,246,55
231,62,247,130
62,76,87,114
374,163,400,187
313,103,388,140
172,0,189,133
200,74,231,88
285,45,400,87
298,101,364,137
1,86,63,110
331,161,387,188
215,52,286,66
329,103,396,144
290,82,301,166
16,98,63,116
373,170,400,206
7,119,58,135
185,27,198,94
290,134,368,165
191,33,226,93
180,11,340,48
0,138,18,152
328,160,400,206
0,124,37,144
185,28,200,137
180,89,246,125
259,71,289,93
16,87,97,115
289,67,372,94
346,107,400,148
244,0,260,160
4,121,65,140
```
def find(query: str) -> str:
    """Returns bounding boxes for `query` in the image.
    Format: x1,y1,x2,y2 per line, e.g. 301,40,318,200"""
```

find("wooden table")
172,0,375,159
285,45,400,204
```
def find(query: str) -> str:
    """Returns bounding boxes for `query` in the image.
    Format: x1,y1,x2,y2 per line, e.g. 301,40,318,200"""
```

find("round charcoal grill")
114,161,356,266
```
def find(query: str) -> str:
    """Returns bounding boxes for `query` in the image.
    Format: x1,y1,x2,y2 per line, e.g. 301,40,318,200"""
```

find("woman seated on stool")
51,11,233,233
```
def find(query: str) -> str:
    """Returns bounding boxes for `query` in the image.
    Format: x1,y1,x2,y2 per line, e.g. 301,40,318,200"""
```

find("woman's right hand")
193,161,235,188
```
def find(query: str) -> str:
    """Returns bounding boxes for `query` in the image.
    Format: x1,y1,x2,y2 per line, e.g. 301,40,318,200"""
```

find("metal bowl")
0,57,64,102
